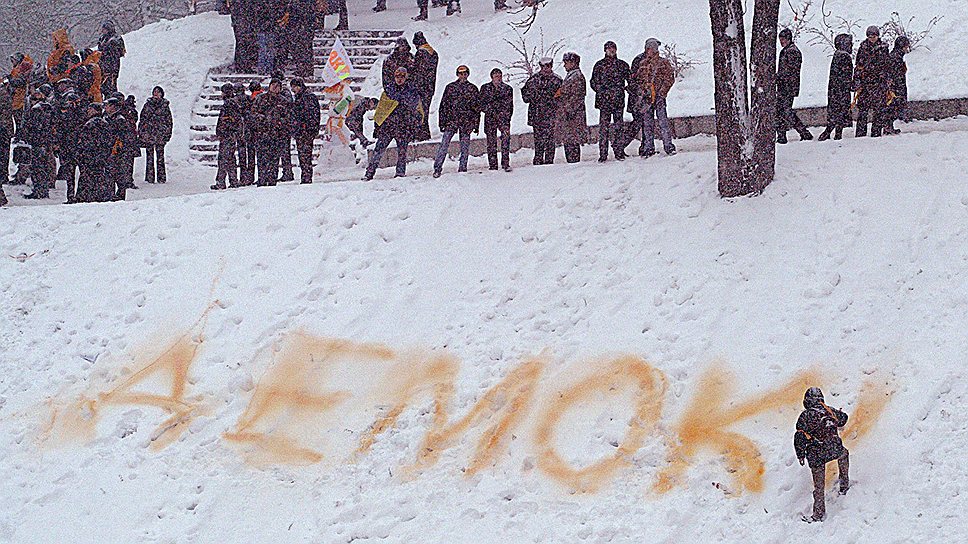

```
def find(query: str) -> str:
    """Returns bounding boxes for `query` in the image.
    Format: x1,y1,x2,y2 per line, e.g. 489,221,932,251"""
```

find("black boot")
799,128,814,141
817,127,832,142
834,127,843,140
413,6,428,20
777,132,788,145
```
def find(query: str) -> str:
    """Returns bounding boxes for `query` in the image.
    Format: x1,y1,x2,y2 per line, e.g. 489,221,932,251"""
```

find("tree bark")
708,0,779,197
749,0,779,193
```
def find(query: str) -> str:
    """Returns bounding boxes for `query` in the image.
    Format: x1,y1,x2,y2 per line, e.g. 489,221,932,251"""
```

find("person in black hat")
53,91,84,203
591,41,630,162
411,32,438,142
103,96,135,200
138,86,172,184
818,34,854,142
522,56,562,165
76,102,113,202
289,78,320,184
794,387,849,522
97,20,126,95
885,35,912,135
213,83,242,190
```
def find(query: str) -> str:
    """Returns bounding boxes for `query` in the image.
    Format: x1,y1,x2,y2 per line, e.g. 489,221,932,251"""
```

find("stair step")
315,30,404,38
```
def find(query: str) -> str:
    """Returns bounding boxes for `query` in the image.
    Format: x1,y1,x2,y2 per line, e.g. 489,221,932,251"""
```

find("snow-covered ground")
3,117,968,542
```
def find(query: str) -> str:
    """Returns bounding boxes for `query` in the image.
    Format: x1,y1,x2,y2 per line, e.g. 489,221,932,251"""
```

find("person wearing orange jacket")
47,29,76,84
9,52,34,142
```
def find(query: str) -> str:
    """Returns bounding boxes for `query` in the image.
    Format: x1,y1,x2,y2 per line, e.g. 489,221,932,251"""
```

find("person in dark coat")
103,96,136,200
97,21,126,96
76,102,114,202
287,0,316,78
555,52,588,164
885,36,911,135
346,96,378,148
382,38,415,90
0,81,14,189
411,32,438,142
590,41,630,162
240,81,262,185
776,29,812,144
212,83,243,190
364,67,422,180
54,92,84,203
23,87,55,199
818,34,854,142
854,26,893,138
321,0,349,30
794,387,849,523
522,57,562,166
250,77,292,186
255,0,287,75
432,65,479,177
120,94,140,191
230,0,258,73
290,78,320,184
479,68,513,172
138,86,172,184
632,38,676,156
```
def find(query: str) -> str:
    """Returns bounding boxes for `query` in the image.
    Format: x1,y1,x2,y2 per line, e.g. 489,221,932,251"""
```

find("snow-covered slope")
2,118,968,542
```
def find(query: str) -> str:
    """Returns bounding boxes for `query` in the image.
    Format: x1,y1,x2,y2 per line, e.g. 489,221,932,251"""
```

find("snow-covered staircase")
189,29,403,166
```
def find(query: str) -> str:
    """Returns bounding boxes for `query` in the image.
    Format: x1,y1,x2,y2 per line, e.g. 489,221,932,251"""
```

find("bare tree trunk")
749,0,779,193
709,0,780,197
709,0,752,197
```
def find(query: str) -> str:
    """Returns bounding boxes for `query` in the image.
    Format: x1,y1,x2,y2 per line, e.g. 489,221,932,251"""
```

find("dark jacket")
216,95,244,140
382,50,415,90
253,0,288,32
521,71,562,129
777,42,803,97
106,110,137,160
412,44,439,100
438,80,480,133
78,115,113,167
251,90,292,142
97,32,126,75
291,88,321,138
590,56,630,112
889,47,908,103
479,80,513,131
239,93,256,142
0,85,14,135
854,38,892,109
377,81,421,141
794,403,848,469
24,100,55,150
826,44,854,127
138,97,173,145
287,0,317,29
53,102,84,159
555,68,588,145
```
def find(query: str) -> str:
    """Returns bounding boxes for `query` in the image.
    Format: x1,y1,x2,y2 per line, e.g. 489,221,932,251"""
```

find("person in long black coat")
590,41,630,162
287,0,316,78
250,78,292,186
885,36,911,134
479,68,513,172
54,93,84,202
22,88,55,199
382,38,415,90
138,86,172,184
854,26,893,137
819,34,854,141
290,78,320,184
103,97,136,200
212,83,242,190
521,57,562,166
97,21,126,95
776,29,812,144
411,32,438,142
76,103,114,202
432,65,479,177
794,387,849,523
230,0,258,72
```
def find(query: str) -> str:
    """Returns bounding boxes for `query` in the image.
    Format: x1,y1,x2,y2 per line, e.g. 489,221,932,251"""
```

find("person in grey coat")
555,52,588,164
521,57,562,165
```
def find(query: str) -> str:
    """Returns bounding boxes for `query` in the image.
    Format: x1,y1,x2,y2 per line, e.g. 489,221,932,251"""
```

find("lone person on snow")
794,387,849,522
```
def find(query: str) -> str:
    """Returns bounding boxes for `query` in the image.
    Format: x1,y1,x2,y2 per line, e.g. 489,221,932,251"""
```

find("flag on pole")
322,38,354,86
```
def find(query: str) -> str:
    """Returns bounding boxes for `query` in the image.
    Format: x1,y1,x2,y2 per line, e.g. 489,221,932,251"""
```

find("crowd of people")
0,11,916,207
0,22,175,207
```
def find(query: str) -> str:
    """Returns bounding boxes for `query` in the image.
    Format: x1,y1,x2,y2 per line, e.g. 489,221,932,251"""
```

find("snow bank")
2,118,968,542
